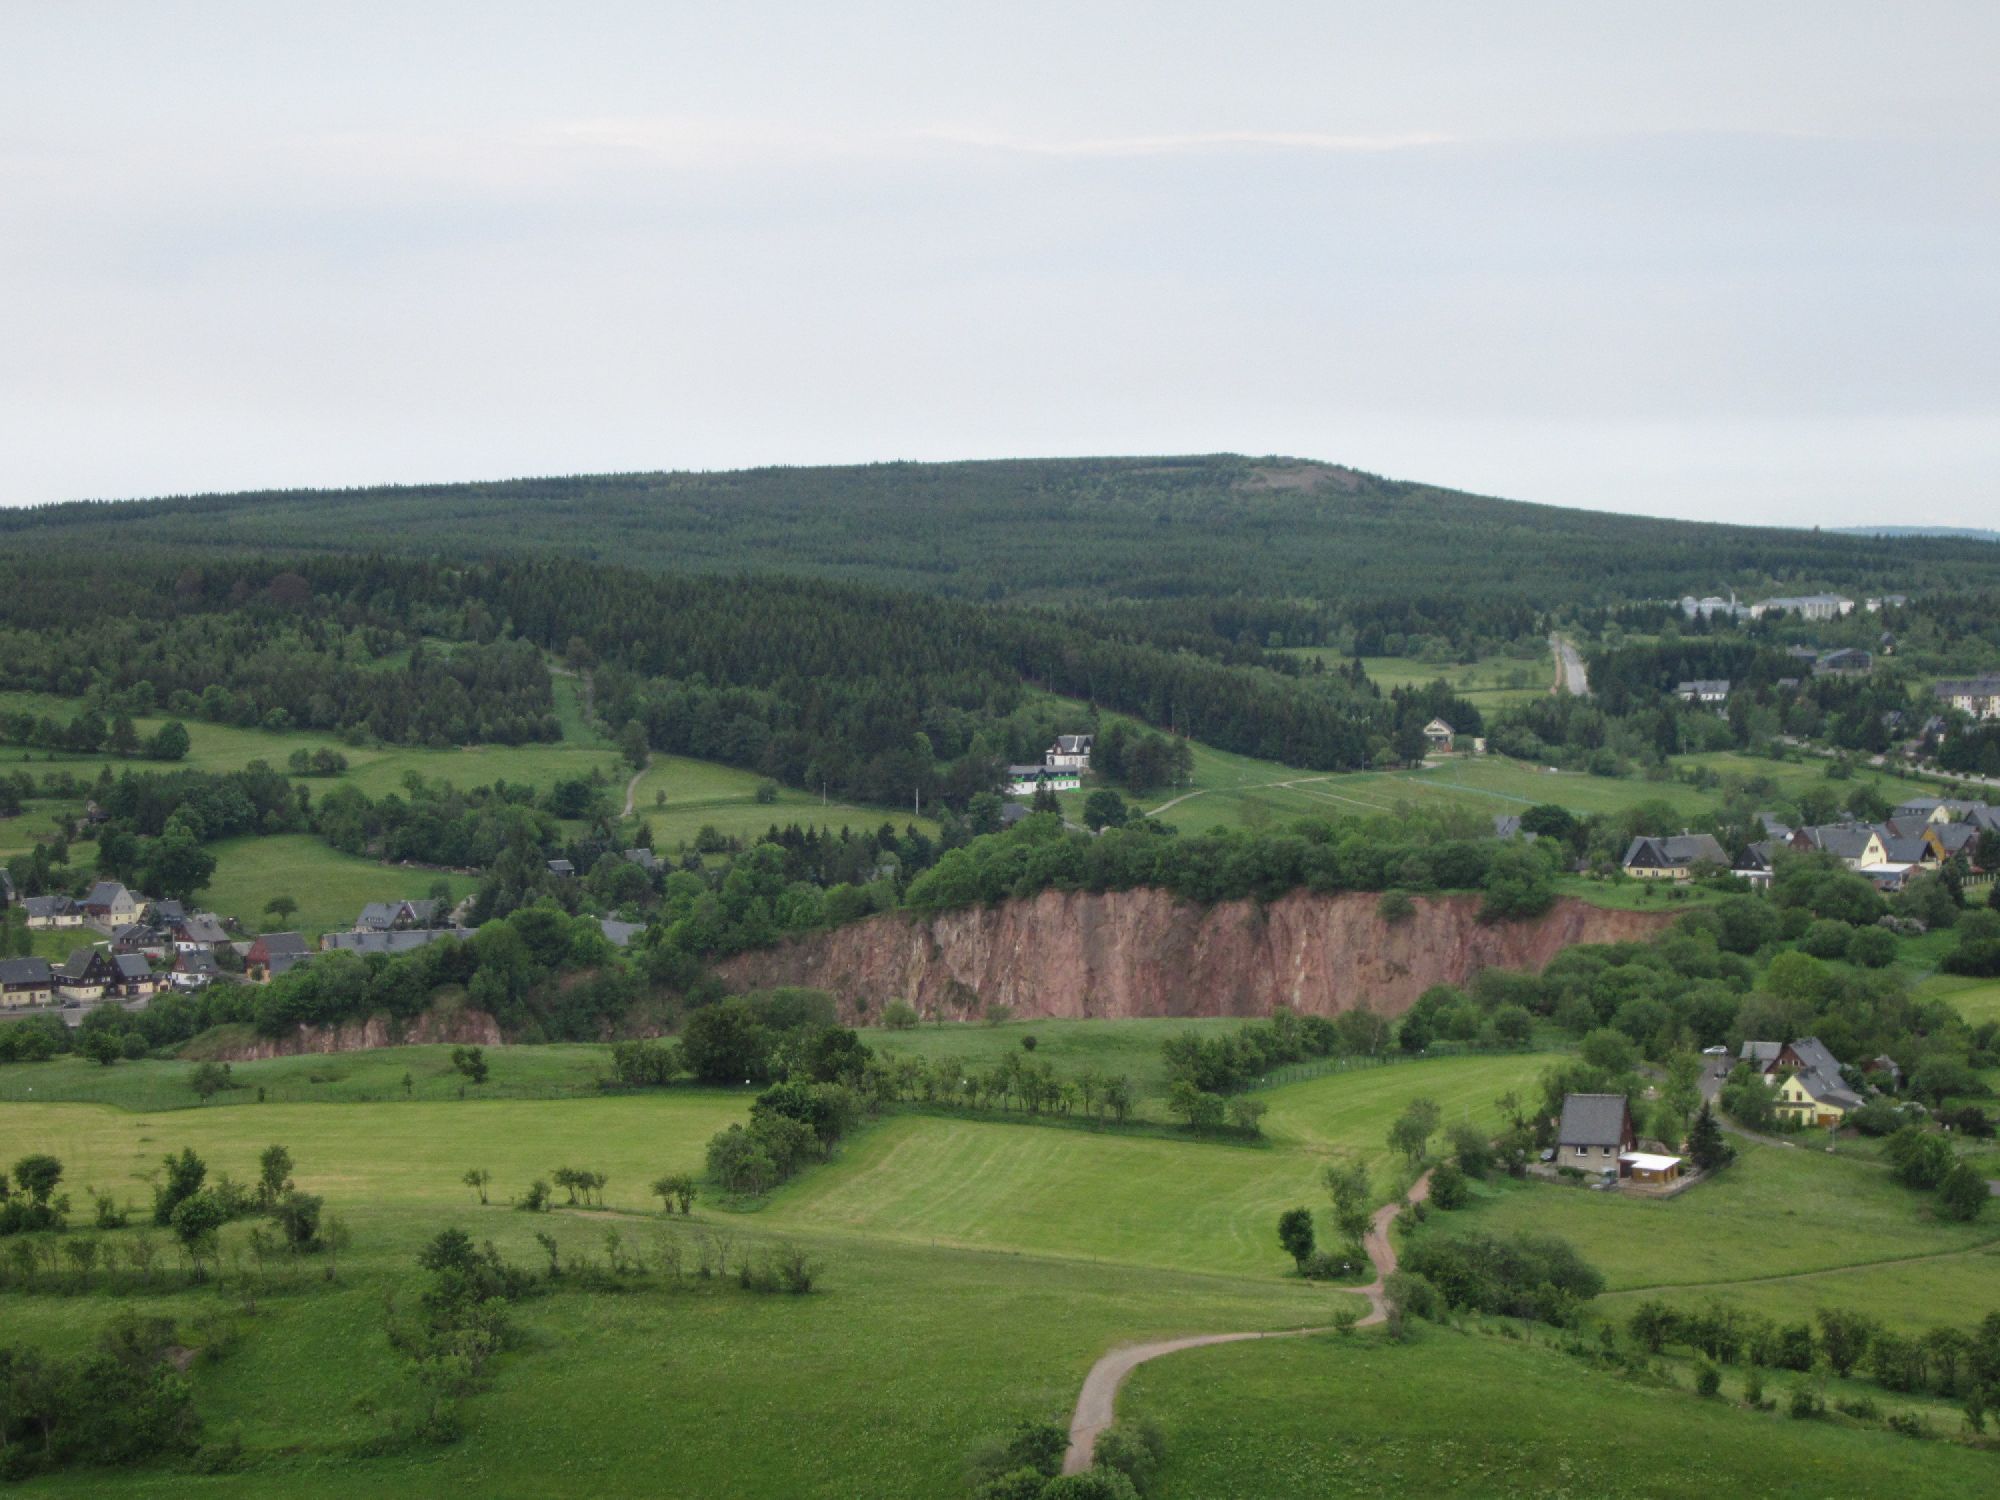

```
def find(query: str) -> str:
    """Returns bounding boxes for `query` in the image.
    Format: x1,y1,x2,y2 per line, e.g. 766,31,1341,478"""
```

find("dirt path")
1060,1172,1431,1475
622,760,648,819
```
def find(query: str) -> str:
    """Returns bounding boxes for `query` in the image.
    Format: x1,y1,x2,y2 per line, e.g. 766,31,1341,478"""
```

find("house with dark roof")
355,899,441,933
1741,1037,1863,1126
81,881,145,928
599,918,643,949
171,949,222,990
111,952,159,999
1814,648,1873,676
619,848,660,873
167,912,232,951
246,931,312,981
22,895,81,929
56,948,118,1002
546,859,576,879
1621,833,1727,880
1789,823,1886,870
1045,734,1095,772
0,957,55,1008
1934,676,2000,720
1556,1093,1635,1175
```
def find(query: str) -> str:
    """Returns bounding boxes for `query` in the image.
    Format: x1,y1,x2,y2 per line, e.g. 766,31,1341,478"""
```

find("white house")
22,896,82,930
1045,734,1093,772
1935,676,2000,720
1006,765,1082,796
1421,718,1455,753
1674,679,1731,705
1750,593,1855,621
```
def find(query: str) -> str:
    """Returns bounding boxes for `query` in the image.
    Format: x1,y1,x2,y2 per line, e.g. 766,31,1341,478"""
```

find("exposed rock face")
203,1005,504,1061
718,890,1672,1022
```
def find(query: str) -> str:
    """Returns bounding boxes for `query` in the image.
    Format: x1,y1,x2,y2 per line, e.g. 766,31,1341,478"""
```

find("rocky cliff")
718,890,1672,1022
198,1005,504,1062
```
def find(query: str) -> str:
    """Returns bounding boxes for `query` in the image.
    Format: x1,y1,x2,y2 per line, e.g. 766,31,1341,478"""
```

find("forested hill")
7,455,1995,607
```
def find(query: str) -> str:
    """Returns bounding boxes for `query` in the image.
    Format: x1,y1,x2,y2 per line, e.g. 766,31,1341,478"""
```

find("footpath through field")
1060,1172,1432,1475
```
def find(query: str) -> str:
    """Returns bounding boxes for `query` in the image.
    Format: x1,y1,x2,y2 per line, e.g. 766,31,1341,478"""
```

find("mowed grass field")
1284,646,1554,710
862,1016,1254,1101
627,752,938,853
1123,1324,2000,1499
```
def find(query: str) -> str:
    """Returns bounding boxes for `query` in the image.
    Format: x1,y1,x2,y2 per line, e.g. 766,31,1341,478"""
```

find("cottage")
1045,734,1094,772
81,881,145,929
0,957,55,1008
1421,718,1455,753
1674,679,1731,705
246,931,312,981
355,899,441,933
1731,842,1778,888
1621,833,1727,880
167,912,232,951
1556,1093,1635,1175
546,859,576,879
171,949,221,990
1741,1038,1862,1126
22,895,81,929
620,848,660,873
111,952,158,999
1791,823,1887,870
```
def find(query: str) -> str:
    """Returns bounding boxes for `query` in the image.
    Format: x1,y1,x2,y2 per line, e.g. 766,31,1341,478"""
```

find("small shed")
1618,1151,1684,1185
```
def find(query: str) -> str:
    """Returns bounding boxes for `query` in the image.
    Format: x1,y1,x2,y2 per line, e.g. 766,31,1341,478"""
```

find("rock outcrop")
201,1005,504,1062
718,890,1672,1022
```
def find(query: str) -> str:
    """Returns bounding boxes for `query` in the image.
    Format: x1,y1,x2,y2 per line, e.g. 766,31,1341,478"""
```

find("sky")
2,3,1995,525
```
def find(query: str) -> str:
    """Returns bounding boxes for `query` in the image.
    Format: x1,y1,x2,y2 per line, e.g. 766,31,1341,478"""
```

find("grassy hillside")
11,455,1998,607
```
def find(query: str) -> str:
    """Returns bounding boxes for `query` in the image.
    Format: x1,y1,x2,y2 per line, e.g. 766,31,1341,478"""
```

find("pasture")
628,752,937,853
202,834,477,938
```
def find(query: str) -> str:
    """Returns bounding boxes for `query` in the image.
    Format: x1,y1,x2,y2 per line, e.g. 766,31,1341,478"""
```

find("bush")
1695,1360,1722,1397
517,1180,551,1212
1429,1161,1470,1210
1093,1419,1165,1495
1384,1270,1441,1322
1377,889,1415,924
881,1000,920,1031
1845,925,1897,968
1799,919,1854,959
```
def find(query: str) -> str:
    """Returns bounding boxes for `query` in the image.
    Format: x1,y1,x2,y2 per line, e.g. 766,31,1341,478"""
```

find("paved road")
1060,1172,1432,1475
1550,633,1590,696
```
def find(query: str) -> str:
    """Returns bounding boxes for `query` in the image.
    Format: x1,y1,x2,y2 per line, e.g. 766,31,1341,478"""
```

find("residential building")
0,957,55,1008
1621,833,1728,880
355,899,442,933
171,949,221,990
1555,1093,1635,1175
321,928,470,956
546,859,576,878
1679,594,1751,621
246,931,312,981
1935,676,2000,720
1814,648,1872,676
1789,823,1887,870
1045,734,1094,772
1741,1038,1863,1127
56,948,118,1002
1006,765,1081,796
111,952,159,999
1421,718,1455,752
1750,593,1856,622
22,895,81,929
600,918,643,949
620,848,660,873
81,881,145,928
1674,679,1730,704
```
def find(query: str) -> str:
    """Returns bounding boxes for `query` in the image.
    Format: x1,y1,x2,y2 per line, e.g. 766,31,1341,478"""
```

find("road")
1550,633,1589,696
1060,1172,1432,1475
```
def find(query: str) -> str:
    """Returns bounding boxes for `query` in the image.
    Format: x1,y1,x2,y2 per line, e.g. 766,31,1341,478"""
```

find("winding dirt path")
622,760,649,818
1060,1172,1431,1475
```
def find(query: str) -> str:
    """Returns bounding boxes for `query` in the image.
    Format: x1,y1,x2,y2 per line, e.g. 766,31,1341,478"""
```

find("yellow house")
1746,1038,1864,1127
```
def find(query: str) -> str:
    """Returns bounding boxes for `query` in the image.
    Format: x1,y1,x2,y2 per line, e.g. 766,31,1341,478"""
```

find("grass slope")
202,834,477,938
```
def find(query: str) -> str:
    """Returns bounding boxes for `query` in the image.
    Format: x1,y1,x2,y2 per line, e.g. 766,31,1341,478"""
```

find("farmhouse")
22,895,82,929
56,947,118,1002
246,931,312,981
1934,676,2000,720
0,957,55,1008
81,881,145,928
1421,718,1455,752
1006,765,1082,796
1620,833,1727,880
1789,823,1887,870
1741,1037,1863,1126
1556,1093,1635,1174
171,949,221,989
1045,734,1094,772
112,952,158,999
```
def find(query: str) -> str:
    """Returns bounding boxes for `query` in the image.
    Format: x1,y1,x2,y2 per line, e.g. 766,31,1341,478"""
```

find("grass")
1929,978,2000,1027
1124,1322,1999,1499
201,834,478,938
1421,1144,1998,1319
629,753,936,852
861,1016,1254,1102
758,1055,1549,1278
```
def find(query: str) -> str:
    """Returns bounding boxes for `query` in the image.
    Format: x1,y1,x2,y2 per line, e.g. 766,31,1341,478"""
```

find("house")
81,881,145,929
1731,842,1778,888
0,957,55,1008
619,848,660,873
546,859,576,878
1556,1093,1635,1174
599,918,643,949
320,928,469,956
171,949,221,990
1935,676,2000,720
22,895,82,929
1621,833,1727,880
1674,679,1731,705
355,899,441,933
1866,1055,1903,1089
246,931,312,981
111,952,158,999
1492,814,1536,841
1791,823,1887,870
1005,765,1082,796
166,912,232,951
1893,797,1960,825
998,802,1032,828
1045,734,1094,772
110,922,164,957
1421,718,1456,753
1741,1037,1863,1127
56,948,119,1002
1750,593,1855,622
1814,648,1873,676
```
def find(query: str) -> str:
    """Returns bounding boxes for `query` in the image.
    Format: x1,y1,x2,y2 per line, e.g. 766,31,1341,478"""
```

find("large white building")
1935,676,2000,720
1749,593,1855,622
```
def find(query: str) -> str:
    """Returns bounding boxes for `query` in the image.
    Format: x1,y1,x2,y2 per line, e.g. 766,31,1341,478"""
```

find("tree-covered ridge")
8,455,1997,610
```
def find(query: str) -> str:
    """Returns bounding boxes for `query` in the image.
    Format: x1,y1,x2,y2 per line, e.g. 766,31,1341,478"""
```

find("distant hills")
1830,525,2000,543
7,455,2000,608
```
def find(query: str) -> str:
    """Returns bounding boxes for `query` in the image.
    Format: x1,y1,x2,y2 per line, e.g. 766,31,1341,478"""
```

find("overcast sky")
3,3,1995,525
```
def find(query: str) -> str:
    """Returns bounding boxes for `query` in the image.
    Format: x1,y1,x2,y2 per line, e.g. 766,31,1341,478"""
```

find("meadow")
627,752,938,853
201,834,477,938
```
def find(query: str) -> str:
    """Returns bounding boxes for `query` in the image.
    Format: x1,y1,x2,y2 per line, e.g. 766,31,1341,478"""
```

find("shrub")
1428,1162,1470,1210
1937,1161,1989,1222
1377,889,1415,924
1094,1419,1165,1496
1384,1270,1441,1322
517,1180,551,1212
1788,1383,1821,1419
1845,925,1897,968
1694,1360,1721,1397
881,1000,920,1030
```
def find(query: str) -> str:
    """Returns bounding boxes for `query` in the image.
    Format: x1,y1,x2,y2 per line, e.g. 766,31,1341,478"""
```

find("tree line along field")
4,1030,1997,1494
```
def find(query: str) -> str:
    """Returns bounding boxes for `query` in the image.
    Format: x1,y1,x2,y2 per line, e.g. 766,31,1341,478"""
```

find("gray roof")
0,957,53,986
83,881,134,908
59,948,108,980
599,918,643,948
547,859,575,877
1877,836,1930,865
255,931,311,957
620,848,659,871
321,928,468,955
998,802,1031,825
1675,679,1730,696
1741,1041,1784,1065
175,949,220,975
356,898,440,931
1052,734,1094,753
1558,1093,1631,1149
22,895,74,917
176,914,231,945
1803,824,1877,860
1622,833,1726,869
112,953,151,980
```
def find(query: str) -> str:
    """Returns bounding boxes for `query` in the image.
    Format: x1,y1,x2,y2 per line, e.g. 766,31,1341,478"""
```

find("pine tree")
1688,1102,1733,1173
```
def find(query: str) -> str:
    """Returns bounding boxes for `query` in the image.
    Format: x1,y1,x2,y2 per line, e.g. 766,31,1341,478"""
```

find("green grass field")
628,753,937,853
862,1016,1253,1101
1,1033,1988,1495
1295,647,1554,710
1124,1323,1998,1499
201,834,478,938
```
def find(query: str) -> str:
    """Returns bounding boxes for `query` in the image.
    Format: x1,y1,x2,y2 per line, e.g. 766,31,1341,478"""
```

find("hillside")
9,454,1998,608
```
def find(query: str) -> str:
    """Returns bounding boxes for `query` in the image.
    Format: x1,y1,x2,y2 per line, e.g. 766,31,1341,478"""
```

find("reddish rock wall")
718,890,1672,1022
202,1005,503,1062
